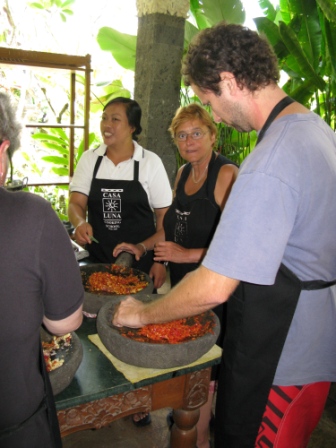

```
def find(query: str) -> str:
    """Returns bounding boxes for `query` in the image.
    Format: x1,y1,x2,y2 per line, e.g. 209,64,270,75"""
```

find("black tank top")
163,152,237,287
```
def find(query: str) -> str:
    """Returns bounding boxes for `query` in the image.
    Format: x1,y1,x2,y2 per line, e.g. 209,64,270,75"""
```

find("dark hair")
0,91,22,159
103,97,142,141
182,22,280,95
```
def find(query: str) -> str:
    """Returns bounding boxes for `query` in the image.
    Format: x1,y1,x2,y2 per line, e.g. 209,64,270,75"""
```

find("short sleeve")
69,150,95,196
203,171,299,284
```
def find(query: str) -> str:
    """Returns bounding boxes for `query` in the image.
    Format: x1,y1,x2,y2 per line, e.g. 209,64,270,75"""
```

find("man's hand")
113,296,146,328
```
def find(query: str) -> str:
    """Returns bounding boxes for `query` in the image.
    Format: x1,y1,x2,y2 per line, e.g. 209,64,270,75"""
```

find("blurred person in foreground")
0,91,84,448
114,103,238,448
113,22,336,448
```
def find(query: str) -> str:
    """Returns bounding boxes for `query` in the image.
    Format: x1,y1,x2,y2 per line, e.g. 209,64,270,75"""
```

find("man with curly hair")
113,23,336,448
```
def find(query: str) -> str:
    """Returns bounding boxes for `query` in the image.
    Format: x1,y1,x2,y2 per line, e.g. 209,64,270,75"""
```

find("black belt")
301,278,336,290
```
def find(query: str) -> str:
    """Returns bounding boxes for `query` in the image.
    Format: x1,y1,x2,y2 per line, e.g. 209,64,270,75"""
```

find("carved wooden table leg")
170,368,211,448
171,408,199,448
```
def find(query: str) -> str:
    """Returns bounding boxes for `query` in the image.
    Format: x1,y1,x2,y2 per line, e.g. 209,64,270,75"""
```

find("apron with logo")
87,155,156,273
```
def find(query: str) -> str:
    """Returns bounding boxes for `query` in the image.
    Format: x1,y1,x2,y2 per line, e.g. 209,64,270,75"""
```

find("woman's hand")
113,296,145,328
154,241,188,263
149,262,167,289
154,242,206,264
113,242,143,261
74,222,94,246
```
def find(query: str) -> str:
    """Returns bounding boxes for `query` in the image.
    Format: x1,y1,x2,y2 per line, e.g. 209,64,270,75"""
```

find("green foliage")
95,0,245,72
94,0,251,168
316,0,336,22
32,128,98,176
28,0,75,21
189,0,245,29
29,184,69,220
255,0,336,129
90,80,131,113
96,27,137,71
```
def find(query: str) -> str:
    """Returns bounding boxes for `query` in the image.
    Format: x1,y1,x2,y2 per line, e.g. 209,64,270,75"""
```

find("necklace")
191,163,209,184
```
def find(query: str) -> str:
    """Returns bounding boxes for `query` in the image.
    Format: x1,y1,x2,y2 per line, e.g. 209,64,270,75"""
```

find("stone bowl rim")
96,294,220,369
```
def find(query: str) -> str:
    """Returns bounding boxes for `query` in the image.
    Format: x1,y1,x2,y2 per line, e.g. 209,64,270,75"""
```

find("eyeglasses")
175,130,209,141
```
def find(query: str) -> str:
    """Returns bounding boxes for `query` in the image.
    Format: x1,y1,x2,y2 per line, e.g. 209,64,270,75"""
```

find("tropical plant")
27,0,75,22
255,0,336,129
32,128,98,177
96,0,254,166
90,79,132,113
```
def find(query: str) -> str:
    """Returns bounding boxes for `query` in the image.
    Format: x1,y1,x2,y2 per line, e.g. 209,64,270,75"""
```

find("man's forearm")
141,265,239,325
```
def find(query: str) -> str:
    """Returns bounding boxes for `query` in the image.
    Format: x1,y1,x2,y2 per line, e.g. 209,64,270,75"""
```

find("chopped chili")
118,313,215,344
86,268,148,295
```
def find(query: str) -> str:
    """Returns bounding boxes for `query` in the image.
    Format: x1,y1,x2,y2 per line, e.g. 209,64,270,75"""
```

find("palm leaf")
258,0,277,21
49,127,69,141
254,17,289,60
294,0,322,69
42,155,68,165
323,16,336,77
279,0,292,24
184,21,199,53
284,77,317,104
279,21,326,90
51,167,69,176
97,27,136,71
316,0,336,22
189,0,212,29
37,142,68,153
198,0,245,26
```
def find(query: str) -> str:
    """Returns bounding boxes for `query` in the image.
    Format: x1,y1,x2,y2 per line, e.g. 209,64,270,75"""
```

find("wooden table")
55,316,221,448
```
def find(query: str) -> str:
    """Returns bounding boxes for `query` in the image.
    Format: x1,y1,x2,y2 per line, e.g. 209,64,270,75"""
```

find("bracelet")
75,221,86,230
156,260,168,267
138,242,147,257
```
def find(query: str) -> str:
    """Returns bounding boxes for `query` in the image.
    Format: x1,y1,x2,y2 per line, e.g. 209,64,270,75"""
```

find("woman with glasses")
114,103,238,448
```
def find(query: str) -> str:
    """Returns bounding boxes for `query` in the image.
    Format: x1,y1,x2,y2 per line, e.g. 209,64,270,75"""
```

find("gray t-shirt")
203,111,336,385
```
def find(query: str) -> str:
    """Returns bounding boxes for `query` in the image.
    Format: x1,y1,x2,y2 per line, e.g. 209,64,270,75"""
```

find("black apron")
214,97,336,447
164,151,236,287
164,152,237,378
87,155,156,273
0,341,62,447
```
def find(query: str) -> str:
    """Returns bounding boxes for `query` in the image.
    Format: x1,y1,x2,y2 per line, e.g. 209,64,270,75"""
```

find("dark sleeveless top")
163,151,237,287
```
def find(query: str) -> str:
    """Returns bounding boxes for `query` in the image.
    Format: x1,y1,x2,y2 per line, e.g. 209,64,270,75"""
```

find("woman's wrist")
137,242,147,257
155,260,168,267
75,221,86,230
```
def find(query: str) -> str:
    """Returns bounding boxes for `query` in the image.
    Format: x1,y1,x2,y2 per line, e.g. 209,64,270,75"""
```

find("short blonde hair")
168,103,217,141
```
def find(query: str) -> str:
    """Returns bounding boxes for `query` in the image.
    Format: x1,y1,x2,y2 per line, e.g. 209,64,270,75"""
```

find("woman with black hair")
69,97,172,288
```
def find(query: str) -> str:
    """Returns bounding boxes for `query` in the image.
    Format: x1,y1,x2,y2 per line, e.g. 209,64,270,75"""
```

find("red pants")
256,382,331,447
